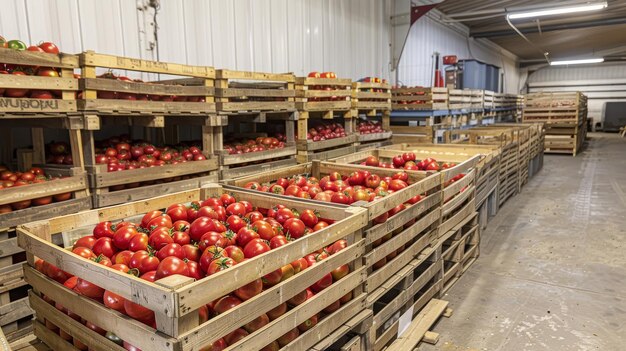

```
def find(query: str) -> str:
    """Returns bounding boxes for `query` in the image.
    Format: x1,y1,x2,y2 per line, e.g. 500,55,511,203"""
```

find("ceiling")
435,0,626,61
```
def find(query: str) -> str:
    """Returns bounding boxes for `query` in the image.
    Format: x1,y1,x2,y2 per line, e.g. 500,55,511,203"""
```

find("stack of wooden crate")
77,52,221,207
352,80,393,150
214,69,298,178
295,76,357,162
391,87,448,110
523,92,587,156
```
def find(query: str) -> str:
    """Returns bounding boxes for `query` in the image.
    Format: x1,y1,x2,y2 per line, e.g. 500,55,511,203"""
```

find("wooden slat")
385,299,449,351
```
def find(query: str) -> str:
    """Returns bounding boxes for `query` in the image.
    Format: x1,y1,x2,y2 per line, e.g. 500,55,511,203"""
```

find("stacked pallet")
448,89,471,110
523,92,587,156
352,79,393,150
18,185,369,351
391,87,448,110
213,69,298,178
295,76,357,162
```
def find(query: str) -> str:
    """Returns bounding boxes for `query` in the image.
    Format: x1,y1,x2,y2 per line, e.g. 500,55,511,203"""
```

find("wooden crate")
379,143,500,208
468,90,484,109
295,77,352,118
439,212,479,293
352,81,391,115
0,229,33,343
448,90,471,110
19,184,369,351
544,123,586,156
369,247,444,351
0,49,78,116
214,113,298,180
296,117,358,163
216,70,296,114
307,309,373,351
483,90,495,109
80,121,221,208
328,149,479,238
389,126,435,145
494,93,519,109
356,115,392,144
523,92,586,124
79,51,216,115
391,87,448,111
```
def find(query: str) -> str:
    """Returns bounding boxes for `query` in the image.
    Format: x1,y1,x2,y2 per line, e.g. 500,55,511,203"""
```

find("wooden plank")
217,70,295,82
220,145,296,166
385,299,449,351
0,98,76,113
81,78,214,96
0,175,87,206
0,197,92,229
0,50,77,69
33,321,81,351
0,298,32,327
0,75,76,90
0,238,22,258
80,51,214,78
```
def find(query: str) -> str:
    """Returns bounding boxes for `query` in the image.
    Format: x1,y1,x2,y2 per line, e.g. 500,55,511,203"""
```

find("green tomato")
7,40,26,51
105,331,123,345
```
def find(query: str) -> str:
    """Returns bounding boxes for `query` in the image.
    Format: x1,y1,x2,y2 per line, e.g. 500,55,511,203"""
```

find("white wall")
396,14,520,93
0,0,390,80
527,63,626,125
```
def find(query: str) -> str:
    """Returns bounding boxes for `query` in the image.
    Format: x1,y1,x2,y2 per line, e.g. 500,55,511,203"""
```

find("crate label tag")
398,305,414,338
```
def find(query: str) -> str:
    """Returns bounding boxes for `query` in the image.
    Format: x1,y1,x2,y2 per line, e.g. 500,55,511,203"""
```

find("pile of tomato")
37,193,354,350
361,152,458,172
0,166,72,213
0,37,65,99
242,169,426,269
224,134,288,155
306,122,348,142
358,120,386,134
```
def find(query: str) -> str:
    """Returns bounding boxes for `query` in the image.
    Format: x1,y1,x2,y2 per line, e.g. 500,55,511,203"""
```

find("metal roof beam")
471,17,626,38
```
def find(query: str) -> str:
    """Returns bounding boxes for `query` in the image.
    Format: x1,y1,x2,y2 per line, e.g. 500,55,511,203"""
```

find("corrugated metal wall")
0,0,390,80
528,63,626,125
397,15,520,93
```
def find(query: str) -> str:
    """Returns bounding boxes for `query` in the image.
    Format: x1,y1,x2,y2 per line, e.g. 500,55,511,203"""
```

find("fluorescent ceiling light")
507,2,607,19
550,58,604,66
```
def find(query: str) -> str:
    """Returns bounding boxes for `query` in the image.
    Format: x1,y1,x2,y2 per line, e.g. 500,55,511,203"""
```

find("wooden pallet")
295,77,352,118
391,87,448,111
0,49,78,116
467,89,484,109
19,184,368,351
544,122,586,156
79,51,216,115
352,81,391,115
216,70,296,114
307,309,373,351
494,93,522,109
368,247,444,351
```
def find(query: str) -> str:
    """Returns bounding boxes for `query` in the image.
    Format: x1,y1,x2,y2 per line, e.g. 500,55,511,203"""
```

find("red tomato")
75,278,104,300
226,215,246,233
213,295,242,314
298,314,318,332
148,231,174,251
287,290,308,306
199,246,227,273
141,210,163,228
182,244,201,262
310,272,333,292
155,257,190,280
72,247,95,259
224,245,245,263
327,239,348,255
128,233,149,252
139,254,160,274
166,205,188,222
156,243,185,260
186,260,203,280
331,264,350,281
299,210,319,228
283,218,306,239
171,231,191,246
92,237,116,258
93,222,114,239
224,202,245,217
104,290,126,312
269,235,289,249
39,42,59,54
112,225,138,250
389,179,408,191
224,328,249,346
236,227,260,247
220,193,236,206
206,257,236,276
243,238,271,258
73,235,97,250
245,211,264,223
124,299,155,325
243,313,269,333
147,214,173,229
251,220,275,241
262,267,283,287
277,328,300,347
198,231,229,251
234,278,263,301
291,257,309,273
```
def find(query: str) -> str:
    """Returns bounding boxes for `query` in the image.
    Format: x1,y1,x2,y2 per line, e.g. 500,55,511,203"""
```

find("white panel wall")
0,0,390,81
527,63,626,125
397,15,520,93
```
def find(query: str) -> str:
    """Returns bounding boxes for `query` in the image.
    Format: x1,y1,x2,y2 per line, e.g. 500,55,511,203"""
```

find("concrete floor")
422,133,626,351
